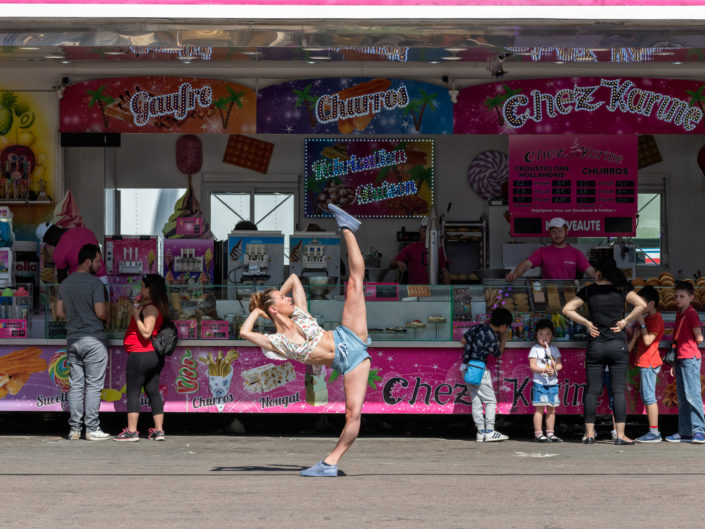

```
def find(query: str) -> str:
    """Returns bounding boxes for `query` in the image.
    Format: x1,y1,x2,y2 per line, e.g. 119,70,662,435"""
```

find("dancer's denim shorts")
332,325,371,374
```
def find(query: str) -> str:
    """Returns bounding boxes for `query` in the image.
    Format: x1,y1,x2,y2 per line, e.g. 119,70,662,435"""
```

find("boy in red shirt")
665,281,705,443
627,285,664,443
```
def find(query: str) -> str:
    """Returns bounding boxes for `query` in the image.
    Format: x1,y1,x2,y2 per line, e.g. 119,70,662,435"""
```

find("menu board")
304,138,433,218
508,135,638,237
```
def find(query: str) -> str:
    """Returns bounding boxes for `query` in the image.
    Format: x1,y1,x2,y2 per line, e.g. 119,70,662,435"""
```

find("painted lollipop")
47,350,70,392
466,150,508,200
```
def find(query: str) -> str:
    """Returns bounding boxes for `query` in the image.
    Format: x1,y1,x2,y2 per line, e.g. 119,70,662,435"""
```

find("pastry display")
427,315,447,323
405,320,426,328
385,326,406,333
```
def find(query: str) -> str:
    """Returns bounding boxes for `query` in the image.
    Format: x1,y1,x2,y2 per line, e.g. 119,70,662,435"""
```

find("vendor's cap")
547,217,568,230
35,222,52,243
420,217,429,227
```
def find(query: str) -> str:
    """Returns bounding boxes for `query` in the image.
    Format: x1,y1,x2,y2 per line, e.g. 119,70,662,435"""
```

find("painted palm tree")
686,85,705,120
213,87,245,129
87,85,115,128
484,84,522,126
292,83,319,129
402,88,438,131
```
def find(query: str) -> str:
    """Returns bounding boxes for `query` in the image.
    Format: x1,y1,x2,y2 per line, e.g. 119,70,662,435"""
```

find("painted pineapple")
0,91,17,135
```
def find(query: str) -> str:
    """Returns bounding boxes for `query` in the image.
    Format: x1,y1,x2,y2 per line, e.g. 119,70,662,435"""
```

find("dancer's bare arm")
240,308,276,349
280,274,307,310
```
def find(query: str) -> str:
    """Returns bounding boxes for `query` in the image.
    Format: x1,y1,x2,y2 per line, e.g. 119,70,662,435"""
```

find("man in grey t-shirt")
56,243,111,441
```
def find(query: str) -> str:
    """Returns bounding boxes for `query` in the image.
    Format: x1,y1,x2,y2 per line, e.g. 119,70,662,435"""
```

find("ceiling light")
241,51,261,56
440,56,462,61
673,61,683,64
60,60,71,64
303,47,326,52
309,56,330,60
306,60,317,64
429,61,439,64
19,46,39,50
104,50,125,56
444,47,466,53
44,54,64,59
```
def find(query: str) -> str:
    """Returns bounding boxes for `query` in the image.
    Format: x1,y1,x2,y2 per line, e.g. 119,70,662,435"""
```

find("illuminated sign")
257,78,452,135
503,78,703,132
130,82,213,126
304,138,434,218
60,76,255,134
315,84,409,124
454,77,705,135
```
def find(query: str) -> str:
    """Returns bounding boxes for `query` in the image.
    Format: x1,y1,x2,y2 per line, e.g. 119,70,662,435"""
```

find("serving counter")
0,281,692,415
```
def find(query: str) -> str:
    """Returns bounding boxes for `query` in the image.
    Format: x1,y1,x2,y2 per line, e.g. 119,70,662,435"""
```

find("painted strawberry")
0,91,17,135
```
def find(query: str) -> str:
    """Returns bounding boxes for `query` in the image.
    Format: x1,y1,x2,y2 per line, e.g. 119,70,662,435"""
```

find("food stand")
0,73,702,417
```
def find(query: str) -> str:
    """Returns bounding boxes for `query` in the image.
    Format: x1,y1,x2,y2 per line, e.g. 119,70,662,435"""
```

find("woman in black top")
563,258,646,445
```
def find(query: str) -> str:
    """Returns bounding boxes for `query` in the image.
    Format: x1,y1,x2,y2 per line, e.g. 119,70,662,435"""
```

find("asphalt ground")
1,412,701,529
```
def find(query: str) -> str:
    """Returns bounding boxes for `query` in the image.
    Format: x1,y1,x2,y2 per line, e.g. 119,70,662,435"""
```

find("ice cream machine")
227,231,284,287
288,233,340,281
164,238,214,285
104,235,160,301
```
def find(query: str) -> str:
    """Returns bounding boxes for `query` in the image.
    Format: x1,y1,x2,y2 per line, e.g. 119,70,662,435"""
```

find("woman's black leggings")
126,351,165,414
583,338,629,424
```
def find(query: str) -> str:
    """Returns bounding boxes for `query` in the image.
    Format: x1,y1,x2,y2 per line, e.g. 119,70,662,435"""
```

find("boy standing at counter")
627,285,665,443
666,281,705,443
460,308,513,442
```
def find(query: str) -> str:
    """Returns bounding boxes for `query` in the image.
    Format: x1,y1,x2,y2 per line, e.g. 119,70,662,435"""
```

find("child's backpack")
151,318,178,357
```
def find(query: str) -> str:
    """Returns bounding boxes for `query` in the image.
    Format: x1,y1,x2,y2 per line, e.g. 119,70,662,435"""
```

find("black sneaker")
113,428,139,442
148,428,165,441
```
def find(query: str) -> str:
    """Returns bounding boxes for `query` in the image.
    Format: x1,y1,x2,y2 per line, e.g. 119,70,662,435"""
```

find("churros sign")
60,76,256,134
257,77,453,134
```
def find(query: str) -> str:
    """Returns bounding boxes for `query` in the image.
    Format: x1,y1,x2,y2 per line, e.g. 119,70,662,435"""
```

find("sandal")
534,434,550,442
546,433,562,442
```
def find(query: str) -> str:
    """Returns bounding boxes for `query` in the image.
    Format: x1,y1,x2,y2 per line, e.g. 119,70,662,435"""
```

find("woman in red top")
115,274,169,442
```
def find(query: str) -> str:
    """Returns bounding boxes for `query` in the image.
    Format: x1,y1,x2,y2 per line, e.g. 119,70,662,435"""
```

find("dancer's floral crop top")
264,306,325,363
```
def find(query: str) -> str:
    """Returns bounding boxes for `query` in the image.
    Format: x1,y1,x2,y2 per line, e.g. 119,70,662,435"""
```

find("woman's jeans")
675,357,705,436
584,338,629,423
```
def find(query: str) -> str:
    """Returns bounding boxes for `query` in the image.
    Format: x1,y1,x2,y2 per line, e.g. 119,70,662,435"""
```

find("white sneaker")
86,428,111,441
476,430,486,442
68,429,81,441
484,430,509,442
611,430,618,441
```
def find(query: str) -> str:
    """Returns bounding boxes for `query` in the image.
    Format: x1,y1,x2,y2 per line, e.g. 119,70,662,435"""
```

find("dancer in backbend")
240,204,371,477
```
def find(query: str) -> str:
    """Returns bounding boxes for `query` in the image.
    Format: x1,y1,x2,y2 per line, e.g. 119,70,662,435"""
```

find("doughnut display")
466,150,508,200
175,349,200,394
47,350,70,392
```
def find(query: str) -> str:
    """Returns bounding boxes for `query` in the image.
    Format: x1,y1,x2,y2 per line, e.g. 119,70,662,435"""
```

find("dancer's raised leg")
340,228,367,341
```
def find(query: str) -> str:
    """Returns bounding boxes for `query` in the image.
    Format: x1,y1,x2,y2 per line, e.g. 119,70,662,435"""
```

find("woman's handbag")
664,308,691,365
463,359,486,385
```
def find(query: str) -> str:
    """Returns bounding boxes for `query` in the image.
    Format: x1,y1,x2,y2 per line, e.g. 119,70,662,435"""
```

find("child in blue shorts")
529,319,563,442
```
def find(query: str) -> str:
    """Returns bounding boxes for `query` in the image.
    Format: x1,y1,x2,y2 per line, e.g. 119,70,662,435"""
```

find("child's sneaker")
326,204,360,232
476,429,486,442
484,430,509,442
148,428,165,441
665,433,683,443
113,428,139,442
691,432,705,444
68,429,81,441
635,431,662,443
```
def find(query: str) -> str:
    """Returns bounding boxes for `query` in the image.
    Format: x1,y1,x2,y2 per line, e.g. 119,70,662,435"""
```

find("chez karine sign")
454,77,705,135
